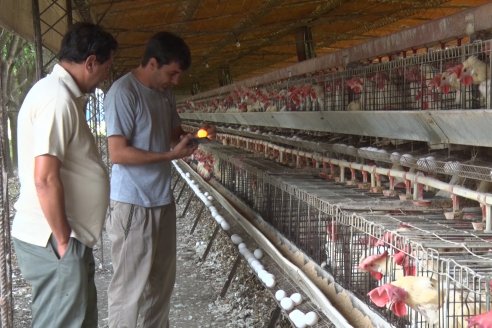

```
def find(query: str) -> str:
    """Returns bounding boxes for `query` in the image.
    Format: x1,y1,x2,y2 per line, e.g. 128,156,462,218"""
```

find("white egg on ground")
207,195,213,200
280,297,294,311
275,290,286,301
253,248,263,259
290,292,303,305
230,234,243,244
238,243,247,250
204,192,209,196
289,309,307,328
304,311,318,326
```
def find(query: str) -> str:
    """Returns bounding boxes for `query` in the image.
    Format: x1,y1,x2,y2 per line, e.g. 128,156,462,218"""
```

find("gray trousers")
13,236,97,328
106,201,177,328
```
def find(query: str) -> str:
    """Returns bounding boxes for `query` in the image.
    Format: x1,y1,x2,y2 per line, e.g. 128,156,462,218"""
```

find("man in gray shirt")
104,31,212,327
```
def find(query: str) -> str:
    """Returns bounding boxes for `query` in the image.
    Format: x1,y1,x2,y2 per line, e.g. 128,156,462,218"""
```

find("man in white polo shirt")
12,22,117,327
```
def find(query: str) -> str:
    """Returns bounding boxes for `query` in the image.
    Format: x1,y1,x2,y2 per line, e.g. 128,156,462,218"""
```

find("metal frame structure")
187,139,492,327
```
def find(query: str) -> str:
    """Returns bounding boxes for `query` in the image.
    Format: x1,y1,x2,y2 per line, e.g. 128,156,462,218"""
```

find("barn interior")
2,1,492,327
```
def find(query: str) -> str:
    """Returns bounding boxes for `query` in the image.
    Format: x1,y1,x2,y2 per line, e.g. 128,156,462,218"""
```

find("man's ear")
148,57,159,70
85,55,98,73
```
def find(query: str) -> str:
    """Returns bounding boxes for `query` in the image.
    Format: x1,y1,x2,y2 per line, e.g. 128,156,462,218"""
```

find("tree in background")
0,28,36,174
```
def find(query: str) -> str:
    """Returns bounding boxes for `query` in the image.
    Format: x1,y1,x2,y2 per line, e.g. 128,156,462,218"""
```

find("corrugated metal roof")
1,0,491,96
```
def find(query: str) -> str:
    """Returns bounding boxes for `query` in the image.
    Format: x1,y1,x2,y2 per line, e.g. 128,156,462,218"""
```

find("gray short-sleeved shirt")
104,72,181,207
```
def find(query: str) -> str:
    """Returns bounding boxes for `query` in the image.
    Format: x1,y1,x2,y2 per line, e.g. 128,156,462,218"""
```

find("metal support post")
179,192,195,218
172,176,181,191
175,181,188,204
201,224,220,262
189,203,205,234
220,255,242,298
267,306,282,328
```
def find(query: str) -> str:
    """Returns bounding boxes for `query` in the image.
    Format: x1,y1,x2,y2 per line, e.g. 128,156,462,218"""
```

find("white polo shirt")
12,64,109,248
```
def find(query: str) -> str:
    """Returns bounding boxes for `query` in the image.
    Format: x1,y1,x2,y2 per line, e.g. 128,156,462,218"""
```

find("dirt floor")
10,177,292,327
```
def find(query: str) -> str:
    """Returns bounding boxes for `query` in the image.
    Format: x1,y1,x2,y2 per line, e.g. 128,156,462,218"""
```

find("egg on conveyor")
288,309,307,328
275,289,286,301
230,234,243,244
280,297,294,311
304,311,319,326
220,220,230,231
253,248,263,259
290,292,303,305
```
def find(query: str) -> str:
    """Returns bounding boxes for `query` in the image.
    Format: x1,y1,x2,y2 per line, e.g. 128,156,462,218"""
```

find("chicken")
368,276,441,325
460,56,491,108
461,56,489,85
440,64,465,106
346,77,364,111
358,250,390,281
368,275,485,327
467,310,492,328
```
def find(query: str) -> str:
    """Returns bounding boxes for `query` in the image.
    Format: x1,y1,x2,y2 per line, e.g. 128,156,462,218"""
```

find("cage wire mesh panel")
189,140,492,327
86,89,109,167
179,39,492,113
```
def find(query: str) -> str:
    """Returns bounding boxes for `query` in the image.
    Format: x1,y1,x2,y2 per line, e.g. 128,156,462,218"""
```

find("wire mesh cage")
180,39,492,113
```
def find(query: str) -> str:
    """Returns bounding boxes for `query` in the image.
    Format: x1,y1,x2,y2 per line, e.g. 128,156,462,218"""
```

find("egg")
253,248,263,259
280,297,294,311
214,215,224,224
304,311,318,326
238,243,247,250
289,309,307,328
290,292,303,305
220,221,230,231
263,276,275,288
207,195,213,201
204,192,209,197
275,290,286,301
230,234,243,244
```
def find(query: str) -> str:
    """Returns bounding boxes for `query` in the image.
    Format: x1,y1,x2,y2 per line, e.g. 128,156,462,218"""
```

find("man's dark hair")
58,22,118,64
141,31,191,70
